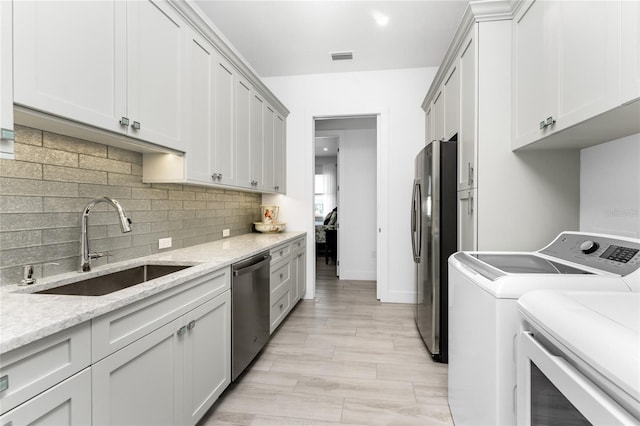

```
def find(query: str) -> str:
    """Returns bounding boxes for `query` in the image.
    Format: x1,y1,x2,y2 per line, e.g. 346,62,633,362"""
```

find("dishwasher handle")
232,253,271,276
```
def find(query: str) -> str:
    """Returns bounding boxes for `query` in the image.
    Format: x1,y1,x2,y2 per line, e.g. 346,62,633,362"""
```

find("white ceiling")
194,1,470,77
314,116,377,157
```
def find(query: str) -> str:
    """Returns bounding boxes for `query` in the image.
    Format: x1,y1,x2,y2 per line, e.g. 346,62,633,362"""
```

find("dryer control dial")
580,240,600,254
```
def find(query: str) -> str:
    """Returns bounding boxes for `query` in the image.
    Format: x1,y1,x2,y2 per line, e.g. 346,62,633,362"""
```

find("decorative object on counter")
261,205,279,224
254,222,286,233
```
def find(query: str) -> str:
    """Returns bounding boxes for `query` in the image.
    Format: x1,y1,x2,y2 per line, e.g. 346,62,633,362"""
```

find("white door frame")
309,109,388,300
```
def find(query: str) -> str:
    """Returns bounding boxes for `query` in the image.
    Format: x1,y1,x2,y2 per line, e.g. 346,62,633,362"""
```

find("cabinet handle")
177,326,187,336
539,116,556,129
280,273,284,280
131,121,141,130
187,320,196,330
469,192,474,215
280,250,283,256
0,375,8,392
274,185,279,191
218,173,223,180
467,162,474,186
119,117,130,126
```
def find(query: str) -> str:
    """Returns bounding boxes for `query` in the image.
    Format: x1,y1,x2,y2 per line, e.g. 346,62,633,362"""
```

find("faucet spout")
80,197,132,272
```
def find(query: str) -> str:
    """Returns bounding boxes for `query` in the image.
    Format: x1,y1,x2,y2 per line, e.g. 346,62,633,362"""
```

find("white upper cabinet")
184,29,214,184
458,34,476,192
13,1,127,135
213,57,236,186
0,0,14,158
273,113,286,194
444,65,460,142
126,0,186,151
432,90,445,142
250,93,265,191
235,76,253,188
262,104,275,192
621,1,640,104
13,0,186,152
513,0,624,150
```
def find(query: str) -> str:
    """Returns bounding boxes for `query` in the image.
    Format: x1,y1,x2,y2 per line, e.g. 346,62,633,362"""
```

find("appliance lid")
519,290,640,418
469,254,594,275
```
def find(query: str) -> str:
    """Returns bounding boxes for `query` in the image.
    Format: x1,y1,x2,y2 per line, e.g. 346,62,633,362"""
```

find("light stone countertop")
0,231,305,354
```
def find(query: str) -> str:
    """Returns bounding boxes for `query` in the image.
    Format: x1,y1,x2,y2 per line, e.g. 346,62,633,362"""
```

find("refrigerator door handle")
412,180,422,262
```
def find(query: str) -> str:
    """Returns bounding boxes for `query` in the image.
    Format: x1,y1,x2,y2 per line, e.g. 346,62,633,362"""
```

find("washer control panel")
540,233,640,276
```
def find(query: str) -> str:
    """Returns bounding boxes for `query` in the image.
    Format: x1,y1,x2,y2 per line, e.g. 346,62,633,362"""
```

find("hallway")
199,259,453,425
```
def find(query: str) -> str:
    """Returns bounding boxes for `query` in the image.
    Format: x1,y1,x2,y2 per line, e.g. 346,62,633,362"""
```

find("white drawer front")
92,267,229,362
0,322,91,415
291,237,305,253
270,287,291,334
270,259,291,293
270,243,290,264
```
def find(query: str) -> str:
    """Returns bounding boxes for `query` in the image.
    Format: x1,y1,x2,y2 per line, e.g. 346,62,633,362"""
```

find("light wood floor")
198,258,453,425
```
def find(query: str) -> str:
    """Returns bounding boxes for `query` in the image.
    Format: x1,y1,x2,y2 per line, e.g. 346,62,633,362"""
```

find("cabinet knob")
187,320,196,330
177,326,187,336
211,173,218,180
131,121,141,130
218,173,222,180
119,117,130,126
279,303,284,310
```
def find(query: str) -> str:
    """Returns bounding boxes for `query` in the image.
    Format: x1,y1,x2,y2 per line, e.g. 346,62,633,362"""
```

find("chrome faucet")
80,197,132,272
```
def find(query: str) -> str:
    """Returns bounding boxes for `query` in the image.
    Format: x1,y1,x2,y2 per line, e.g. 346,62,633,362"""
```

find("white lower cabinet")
0,368,92,426
269,237,306,334
92,289,231,426
457,189,477,252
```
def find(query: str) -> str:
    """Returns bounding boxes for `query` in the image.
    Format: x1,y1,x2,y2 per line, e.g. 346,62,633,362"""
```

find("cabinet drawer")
270,259,291,293
92,267,230,362
270,286,291,334
270,243,290,263
291,237,305,253
0,367,91,425
0,322,91,415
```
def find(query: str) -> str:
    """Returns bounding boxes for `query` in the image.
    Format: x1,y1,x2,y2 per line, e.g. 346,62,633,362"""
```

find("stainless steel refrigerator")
411,139,457,363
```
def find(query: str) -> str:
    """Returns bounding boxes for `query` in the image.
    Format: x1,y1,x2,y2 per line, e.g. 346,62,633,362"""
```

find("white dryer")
447,231,640,426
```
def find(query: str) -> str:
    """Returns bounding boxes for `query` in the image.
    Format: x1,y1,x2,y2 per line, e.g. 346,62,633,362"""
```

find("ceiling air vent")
330,51,354,61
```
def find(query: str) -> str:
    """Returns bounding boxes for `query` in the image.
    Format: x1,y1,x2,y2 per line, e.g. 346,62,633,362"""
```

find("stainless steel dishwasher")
231,251,271,381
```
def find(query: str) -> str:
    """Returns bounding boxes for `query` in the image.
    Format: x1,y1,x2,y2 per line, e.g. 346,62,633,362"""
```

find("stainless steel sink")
35,264,192,296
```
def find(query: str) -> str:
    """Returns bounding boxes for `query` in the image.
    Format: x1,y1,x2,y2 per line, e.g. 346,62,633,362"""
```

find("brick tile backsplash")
0,125,262,285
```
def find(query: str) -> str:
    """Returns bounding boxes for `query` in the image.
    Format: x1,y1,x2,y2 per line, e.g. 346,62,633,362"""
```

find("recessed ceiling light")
372,11,389,27
323,147,328,151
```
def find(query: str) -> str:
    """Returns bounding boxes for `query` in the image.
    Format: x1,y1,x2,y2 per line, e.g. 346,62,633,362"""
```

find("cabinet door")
0,369,91,426
235,76,252,189
273,113,286,193
621,1,640,103
432,90,445,141
458,34,476,191
263,105,275,191
92,320,181,426
185,30,214,183
183,291,231,426
552,1,621,131
444,66,460,141
513,0,550,148
290,252,300,304
424,107,433,144
213,56,236,185
13,0,127,135
127,0,186,152
297,250,307,300
457,190,476,252
0,0,14,158
250,93,265,190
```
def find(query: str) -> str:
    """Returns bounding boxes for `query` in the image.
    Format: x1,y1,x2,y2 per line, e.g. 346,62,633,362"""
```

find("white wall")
262,67,437,303
580,133,640,238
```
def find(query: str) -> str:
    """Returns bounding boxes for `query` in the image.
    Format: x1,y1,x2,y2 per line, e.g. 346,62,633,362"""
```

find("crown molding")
421,0,514,110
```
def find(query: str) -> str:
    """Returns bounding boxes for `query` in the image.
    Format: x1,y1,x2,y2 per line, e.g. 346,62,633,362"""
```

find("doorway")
313,116,377,285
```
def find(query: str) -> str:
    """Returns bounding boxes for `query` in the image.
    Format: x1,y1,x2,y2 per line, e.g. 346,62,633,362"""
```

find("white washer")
517,290,640,425
447,232,640,426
